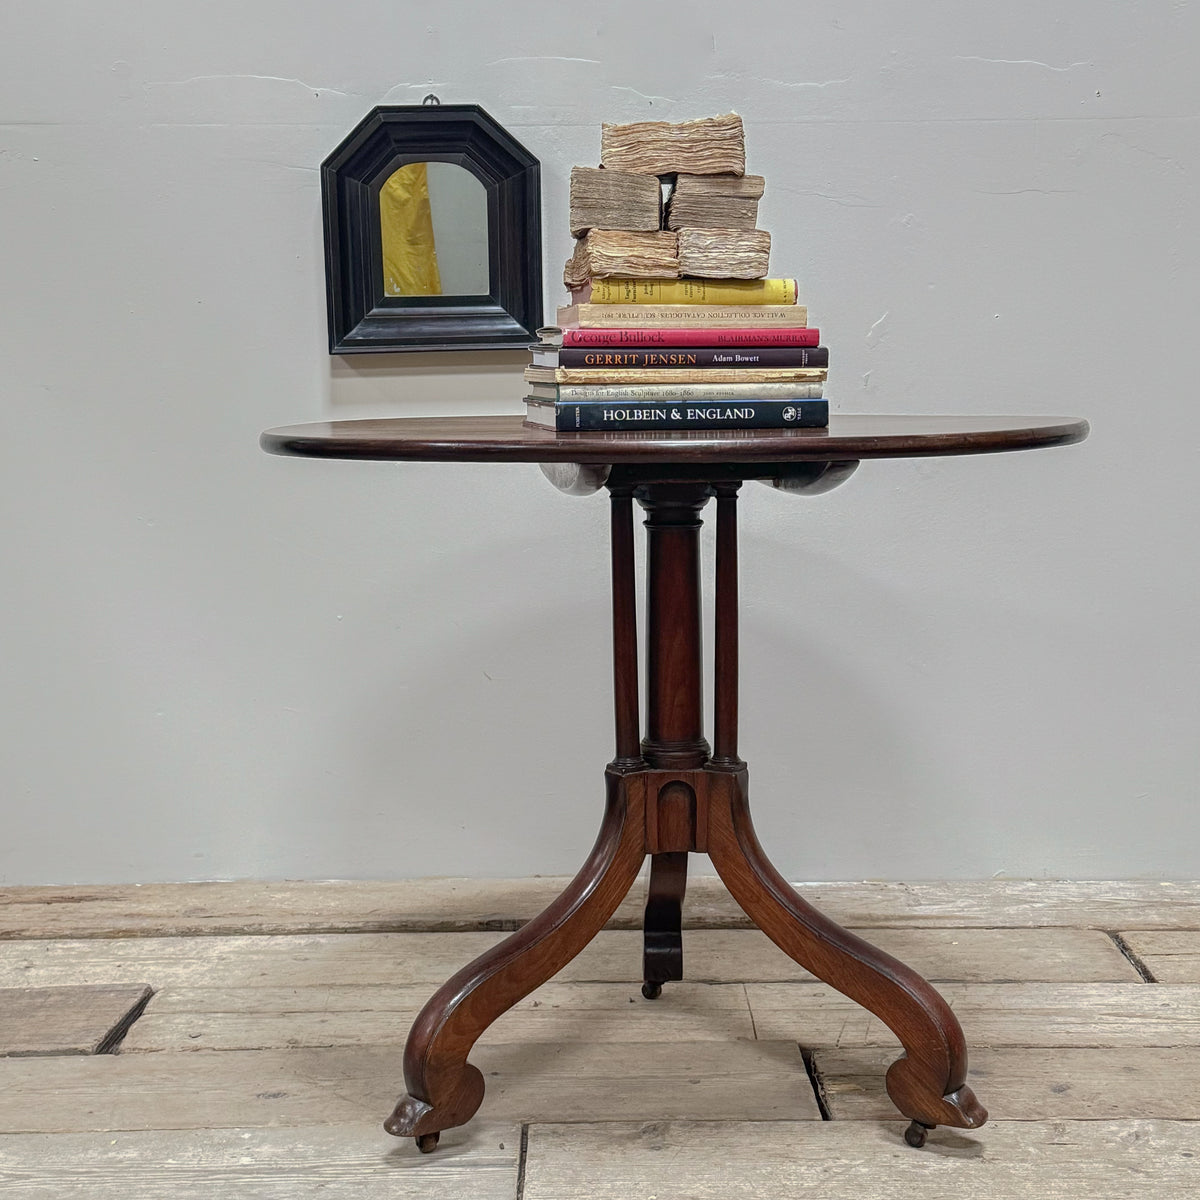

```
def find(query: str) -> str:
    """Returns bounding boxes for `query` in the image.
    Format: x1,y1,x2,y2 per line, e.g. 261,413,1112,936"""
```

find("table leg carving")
642,851,688,998
706,769,987,1137
385,771,646,1146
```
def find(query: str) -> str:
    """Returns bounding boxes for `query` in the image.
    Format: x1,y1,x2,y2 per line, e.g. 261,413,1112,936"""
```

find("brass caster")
641,981,663,1000
904,1120,932,1149
416,1132,440,1154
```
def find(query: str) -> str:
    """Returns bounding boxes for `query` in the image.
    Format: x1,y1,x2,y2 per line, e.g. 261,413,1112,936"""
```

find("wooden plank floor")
0,984,152,1057
0,878,1196,1198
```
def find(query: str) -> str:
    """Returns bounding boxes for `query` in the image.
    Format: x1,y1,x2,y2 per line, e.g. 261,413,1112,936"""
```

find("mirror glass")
379,161,490,297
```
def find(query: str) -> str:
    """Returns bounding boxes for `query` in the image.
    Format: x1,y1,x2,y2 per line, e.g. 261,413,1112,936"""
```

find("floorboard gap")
800,1047,833,1120
515,1121,529,1200
96,987,155,1054
1108,931,1158,982
743,983,758,1039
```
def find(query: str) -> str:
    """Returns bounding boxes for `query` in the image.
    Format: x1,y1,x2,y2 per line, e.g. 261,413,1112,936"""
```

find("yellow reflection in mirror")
380,163,442,296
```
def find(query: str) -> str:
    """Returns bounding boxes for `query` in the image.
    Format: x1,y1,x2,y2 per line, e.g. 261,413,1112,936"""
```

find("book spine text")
547,399,829,431
556,347,828,369
549,382,825,402
558,305,809,327
534,367,827,385
580,277,798,305
561,327,821,348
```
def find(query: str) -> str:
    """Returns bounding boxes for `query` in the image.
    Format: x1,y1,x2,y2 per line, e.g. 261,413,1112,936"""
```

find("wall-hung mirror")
322,104,542,353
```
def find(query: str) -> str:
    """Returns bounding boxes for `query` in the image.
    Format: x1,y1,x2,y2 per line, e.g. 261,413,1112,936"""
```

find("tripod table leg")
706,770,987,1139
385,771,646,1148
641,851,688,998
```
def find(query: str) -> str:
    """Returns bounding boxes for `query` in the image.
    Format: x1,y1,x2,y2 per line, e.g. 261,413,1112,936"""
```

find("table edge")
259,416,1089,465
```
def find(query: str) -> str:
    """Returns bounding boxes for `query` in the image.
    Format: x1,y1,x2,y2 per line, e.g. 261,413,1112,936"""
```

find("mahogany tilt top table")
261,413,1089,1153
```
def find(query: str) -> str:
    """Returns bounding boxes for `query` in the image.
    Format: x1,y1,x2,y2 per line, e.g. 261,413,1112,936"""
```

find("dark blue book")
525,398,829,432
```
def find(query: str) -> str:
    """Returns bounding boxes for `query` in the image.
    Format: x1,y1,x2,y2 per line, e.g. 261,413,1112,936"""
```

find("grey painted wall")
2,2,1197,883
426,162,490,295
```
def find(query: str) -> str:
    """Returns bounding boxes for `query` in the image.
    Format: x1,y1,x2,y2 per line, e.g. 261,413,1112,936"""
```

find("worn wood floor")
1,878,1198,1197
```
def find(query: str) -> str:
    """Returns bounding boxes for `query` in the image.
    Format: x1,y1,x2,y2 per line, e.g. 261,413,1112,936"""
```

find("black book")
525,398,829,432
530,345,829,369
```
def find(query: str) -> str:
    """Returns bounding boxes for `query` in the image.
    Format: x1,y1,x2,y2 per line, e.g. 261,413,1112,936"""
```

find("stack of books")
524,114,829,432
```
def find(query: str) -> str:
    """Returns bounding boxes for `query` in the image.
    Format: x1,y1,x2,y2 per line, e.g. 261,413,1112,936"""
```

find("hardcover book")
531,345,829,369
525,365,827,386
572,277,796,305
554,326,821,348
525,397,828,431
526,380,825,403
557,304,808,328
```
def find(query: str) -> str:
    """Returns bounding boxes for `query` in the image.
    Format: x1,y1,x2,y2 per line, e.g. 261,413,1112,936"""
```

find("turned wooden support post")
609,487,643,767
634,481,714,994
638,483,712,770
712,482,741,765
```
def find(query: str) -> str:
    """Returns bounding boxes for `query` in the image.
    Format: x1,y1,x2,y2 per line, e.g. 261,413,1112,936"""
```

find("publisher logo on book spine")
782,406,798,422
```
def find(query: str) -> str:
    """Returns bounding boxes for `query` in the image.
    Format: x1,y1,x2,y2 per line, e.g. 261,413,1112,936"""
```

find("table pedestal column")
385,477,986,1153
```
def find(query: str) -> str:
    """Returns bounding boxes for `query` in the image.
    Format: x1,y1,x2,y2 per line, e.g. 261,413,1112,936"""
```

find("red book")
560,327,820,348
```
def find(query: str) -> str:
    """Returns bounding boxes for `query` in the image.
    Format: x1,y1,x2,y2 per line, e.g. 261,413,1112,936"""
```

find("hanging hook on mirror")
322,103,543,351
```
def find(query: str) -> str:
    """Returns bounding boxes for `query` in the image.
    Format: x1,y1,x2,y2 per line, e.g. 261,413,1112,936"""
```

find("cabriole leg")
642,851,688,998
385,771,646,1148
706,772,987,1140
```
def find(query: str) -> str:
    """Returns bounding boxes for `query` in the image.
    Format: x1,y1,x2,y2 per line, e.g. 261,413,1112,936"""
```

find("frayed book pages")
569,167,662,236
666,174,765,231
677,229,771,279
600,113,746,176
563,230,680,288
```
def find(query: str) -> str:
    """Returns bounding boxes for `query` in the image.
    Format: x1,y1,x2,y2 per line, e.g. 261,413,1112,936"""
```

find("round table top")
260,413,1088,465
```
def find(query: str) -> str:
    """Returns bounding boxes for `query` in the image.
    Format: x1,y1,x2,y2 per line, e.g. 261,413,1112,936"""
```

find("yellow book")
580,278,798,305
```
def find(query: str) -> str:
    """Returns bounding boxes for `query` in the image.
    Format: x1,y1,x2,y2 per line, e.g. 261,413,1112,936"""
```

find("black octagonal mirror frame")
322,104,543,353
